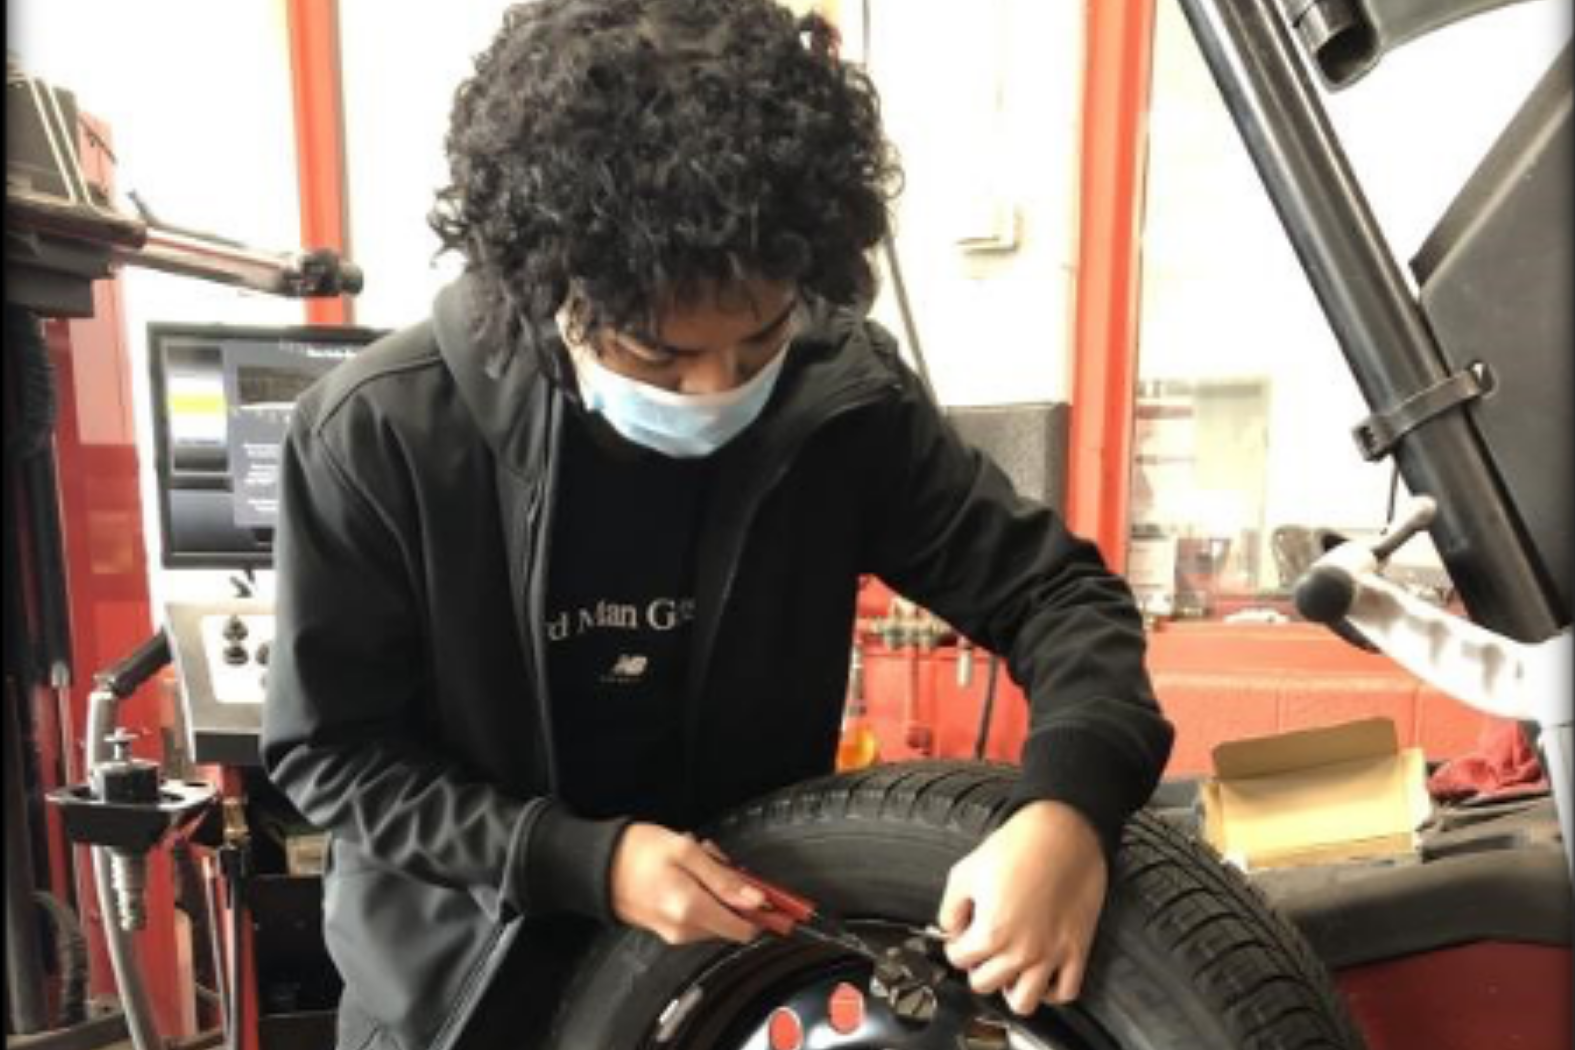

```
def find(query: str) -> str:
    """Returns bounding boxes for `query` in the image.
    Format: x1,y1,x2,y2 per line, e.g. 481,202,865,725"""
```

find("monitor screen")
148,322,386,568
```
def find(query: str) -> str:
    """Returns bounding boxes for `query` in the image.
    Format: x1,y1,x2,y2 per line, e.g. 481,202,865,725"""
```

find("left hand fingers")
975,953,1088,1017
943,920,1001,971
1045,951,1088,1005
954,935,1091,1011
936,868,975,940
1005,963,1055,1016
963,950,1024,998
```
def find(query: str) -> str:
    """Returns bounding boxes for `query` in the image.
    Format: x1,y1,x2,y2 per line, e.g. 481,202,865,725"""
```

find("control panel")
197,612,275,705
166,598,275,766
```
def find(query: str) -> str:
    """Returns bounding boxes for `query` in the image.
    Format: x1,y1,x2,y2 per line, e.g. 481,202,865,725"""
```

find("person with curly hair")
260,1,1173,1047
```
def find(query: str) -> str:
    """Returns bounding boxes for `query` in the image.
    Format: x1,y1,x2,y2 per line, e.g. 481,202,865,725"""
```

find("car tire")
550,760,1367,1049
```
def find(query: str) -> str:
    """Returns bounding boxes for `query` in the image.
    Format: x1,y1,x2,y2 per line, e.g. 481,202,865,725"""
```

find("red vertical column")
1066,0,1159,572
286,0,354,326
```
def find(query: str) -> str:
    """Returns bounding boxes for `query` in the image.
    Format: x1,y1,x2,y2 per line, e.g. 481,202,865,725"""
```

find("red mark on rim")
767,1006,804,1050
828,981,865,1034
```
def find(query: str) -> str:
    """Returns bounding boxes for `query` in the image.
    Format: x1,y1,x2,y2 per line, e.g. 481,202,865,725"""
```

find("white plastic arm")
1321,539,1572,731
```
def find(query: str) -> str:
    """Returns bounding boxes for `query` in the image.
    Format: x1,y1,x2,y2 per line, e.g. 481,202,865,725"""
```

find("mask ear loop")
554,291,603,403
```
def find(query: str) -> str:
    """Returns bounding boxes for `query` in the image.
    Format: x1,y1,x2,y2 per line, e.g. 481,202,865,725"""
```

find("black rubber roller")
1295,564,1357,624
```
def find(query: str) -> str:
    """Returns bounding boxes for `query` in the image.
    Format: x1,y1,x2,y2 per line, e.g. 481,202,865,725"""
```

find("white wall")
337,0,518,330
862,0,1085,407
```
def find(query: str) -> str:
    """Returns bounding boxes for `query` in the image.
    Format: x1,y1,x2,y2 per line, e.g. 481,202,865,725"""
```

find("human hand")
609,823,768,945
936,800,1108,1015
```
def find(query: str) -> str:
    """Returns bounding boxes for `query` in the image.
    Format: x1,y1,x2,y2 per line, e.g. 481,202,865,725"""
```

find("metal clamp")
1352,368,1483,461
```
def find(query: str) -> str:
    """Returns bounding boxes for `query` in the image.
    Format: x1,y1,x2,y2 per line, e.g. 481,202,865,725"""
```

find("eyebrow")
627,299,798,358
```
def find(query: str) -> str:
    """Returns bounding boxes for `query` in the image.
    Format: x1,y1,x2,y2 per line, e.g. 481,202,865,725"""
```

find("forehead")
649,278,798,347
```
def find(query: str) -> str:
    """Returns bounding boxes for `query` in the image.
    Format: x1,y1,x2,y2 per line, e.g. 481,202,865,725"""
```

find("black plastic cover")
1413,44,1573,623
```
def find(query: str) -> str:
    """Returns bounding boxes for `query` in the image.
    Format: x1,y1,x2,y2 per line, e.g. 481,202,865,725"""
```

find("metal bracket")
1276,0,1534,89
1282,0,1365,69
1352,368,1484,461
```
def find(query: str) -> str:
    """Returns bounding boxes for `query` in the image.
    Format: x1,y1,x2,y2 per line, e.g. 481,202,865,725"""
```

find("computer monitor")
147,322,386,569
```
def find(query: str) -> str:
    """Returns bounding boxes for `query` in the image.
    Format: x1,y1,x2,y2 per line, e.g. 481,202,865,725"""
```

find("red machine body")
1337,942,1572,1050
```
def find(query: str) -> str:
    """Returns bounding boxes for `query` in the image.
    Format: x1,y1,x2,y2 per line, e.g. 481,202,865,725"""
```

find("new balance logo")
608,654,649,680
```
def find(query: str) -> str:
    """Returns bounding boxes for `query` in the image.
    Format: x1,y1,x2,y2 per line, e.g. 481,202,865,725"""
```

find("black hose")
21,451,73,686
4,306,56,463
880,235,938,404
855,2,933,415
34,890,88,1025
2,313,68,908
4,472,37,707
2,495,50,891
4,674,49,1033
971,654,1001,760
4,306,73,687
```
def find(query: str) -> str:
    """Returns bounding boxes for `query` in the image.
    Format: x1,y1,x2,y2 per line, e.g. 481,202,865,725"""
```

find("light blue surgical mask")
564,328,789,458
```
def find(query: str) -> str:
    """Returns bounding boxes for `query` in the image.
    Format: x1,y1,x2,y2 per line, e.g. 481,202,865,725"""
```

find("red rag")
1427,719,1549,803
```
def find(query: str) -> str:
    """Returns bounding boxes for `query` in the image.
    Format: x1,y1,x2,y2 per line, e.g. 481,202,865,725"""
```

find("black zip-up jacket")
261,277,1173,1049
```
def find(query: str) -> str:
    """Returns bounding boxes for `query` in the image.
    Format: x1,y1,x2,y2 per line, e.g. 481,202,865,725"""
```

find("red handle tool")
733,869,816,937
732,869,885,962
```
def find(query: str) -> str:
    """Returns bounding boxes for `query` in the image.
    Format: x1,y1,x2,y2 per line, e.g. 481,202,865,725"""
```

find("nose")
677,347,747,395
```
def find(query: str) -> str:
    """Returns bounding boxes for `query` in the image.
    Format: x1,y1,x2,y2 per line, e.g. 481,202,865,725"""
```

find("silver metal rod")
1538,723,1574,884
87,686,166,1050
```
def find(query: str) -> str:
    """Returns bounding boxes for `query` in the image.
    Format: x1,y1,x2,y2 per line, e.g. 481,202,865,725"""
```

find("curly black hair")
429,0,899,362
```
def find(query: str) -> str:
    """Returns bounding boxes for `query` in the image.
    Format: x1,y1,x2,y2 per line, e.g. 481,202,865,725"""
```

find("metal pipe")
7,191,363,299
225,865,244,1050
202,855,230,1036
1540,723,1574,884
4,680,50,1033
971,655,1002,761
879,235,936,403
86,684,166,1050
1176,0,1563,643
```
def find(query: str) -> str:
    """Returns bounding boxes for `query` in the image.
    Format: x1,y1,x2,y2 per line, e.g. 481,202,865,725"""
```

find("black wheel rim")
639,920,1124,1050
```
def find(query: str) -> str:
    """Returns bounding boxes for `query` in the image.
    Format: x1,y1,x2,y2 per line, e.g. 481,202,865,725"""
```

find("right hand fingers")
665,837,768,944
693,838,768,913
612,826,766,945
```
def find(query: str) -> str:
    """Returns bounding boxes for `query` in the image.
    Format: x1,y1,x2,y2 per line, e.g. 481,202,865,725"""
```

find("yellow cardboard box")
1201,717,1433,870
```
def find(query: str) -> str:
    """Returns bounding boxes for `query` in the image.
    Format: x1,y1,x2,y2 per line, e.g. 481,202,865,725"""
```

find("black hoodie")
260,277,1173,1049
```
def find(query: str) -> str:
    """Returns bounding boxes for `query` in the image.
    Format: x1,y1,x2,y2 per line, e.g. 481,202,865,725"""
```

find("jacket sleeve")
259,401,625,923
861,328,1174,856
